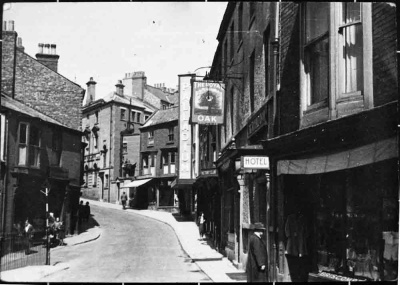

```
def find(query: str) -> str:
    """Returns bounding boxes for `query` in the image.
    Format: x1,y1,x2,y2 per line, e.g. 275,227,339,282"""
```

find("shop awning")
120,178,152,188
277,137,397,175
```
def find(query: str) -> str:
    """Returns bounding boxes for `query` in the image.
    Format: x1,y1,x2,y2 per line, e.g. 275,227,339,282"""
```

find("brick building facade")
127,106,179,211
1,21,85,235
205,2,398,282
81,72,177,205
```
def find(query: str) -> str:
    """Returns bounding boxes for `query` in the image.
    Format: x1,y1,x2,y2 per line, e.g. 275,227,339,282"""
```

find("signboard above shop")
241,156,270,170
191,81,225,125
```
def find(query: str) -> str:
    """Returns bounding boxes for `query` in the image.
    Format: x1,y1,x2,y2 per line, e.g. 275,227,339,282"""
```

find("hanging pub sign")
191,80,225,125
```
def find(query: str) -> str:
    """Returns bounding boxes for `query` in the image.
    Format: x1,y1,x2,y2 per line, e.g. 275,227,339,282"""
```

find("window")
93,134,98,149
51,130,62,166
93,171,97,187
168,127,174,141
143,155,148,168
105,174,109,188
18,123,41,167
148,131,154,145
304,3,330,106
162,105,167,110
264,26,271,97
137,113,141,123
339,3,363,96
145,115,149,122
238,2,243,43
170,152,176,163
230,22,235,61
103,151,106,168
249,50,255,112
150,154,155,167
122,142,127,154
131,111,136,122
120,108,126,121
300,3,372,126
224,40,228,76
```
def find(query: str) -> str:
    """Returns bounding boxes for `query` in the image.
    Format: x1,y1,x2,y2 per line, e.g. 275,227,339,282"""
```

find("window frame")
168,127,174,142
299,3,373,128
120,108,127,121
17,122,41,167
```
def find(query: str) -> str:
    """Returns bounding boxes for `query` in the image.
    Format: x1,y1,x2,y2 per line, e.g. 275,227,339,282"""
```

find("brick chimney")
115,80,124,96
85,77,97,105
35,43,60,72
122,71,146,100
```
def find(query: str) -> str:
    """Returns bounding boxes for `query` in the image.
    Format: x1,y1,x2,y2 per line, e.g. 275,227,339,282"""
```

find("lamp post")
40,181,50,265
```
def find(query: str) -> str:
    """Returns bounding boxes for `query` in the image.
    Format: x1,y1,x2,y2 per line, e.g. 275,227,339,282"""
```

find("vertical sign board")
178,75,193,179
191,81,225,125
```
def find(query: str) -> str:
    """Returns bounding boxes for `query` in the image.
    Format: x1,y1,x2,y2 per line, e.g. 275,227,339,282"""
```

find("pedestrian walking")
24,219,34,255
121,192,128,210
246,223,268,282
83,201,91,222
75,200,84,234
197,212,206,239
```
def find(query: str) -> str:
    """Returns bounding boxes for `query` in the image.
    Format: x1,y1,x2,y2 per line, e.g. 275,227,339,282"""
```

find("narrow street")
39,205,211,282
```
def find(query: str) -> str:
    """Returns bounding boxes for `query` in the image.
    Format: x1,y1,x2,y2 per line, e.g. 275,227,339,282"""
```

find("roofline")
216,2,235,41
17,49,84,90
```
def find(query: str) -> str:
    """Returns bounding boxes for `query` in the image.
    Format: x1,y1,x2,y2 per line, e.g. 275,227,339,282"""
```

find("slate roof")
145,85,171,103
141,106,178,129
102,92,156,113
1,93,68,128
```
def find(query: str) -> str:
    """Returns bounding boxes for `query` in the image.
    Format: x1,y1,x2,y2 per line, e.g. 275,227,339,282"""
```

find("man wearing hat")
246,222,268,282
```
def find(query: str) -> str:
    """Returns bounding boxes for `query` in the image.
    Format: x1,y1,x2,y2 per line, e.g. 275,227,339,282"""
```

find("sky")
3,2,227,98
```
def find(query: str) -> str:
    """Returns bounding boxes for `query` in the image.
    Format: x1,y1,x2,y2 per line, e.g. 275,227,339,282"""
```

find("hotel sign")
241,156,270,169
192,81,225,125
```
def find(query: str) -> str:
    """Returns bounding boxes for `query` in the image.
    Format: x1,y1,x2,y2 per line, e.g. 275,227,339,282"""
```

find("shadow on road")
172,213,193,222
78,215,100,234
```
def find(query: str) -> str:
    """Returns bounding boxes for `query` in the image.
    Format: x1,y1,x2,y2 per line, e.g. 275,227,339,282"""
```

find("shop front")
263,103,398,282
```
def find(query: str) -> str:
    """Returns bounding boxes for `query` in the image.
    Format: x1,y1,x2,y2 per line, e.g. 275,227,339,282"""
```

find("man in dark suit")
246,222,268,282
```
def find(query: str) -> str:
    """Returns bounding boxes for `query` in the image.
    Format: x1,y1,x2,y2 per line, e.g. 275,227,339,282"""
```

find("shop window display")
284,159,398,281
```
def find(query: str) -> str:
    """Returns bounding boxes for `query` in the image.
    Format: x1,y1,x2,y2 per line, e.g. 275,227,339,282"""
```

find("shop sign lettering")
241,156,270,169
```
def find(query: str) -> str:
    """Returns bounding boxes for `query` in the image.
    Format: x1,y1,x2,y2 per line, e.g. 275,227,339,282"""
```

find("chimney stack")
35,42,60,72
17,37,24,52
115,80,125,96
3,20,15,31
86,77,97,105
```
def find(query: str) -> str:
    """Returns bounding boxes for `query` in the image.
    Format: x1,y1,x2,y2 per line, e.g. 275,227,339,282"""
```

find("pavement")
1,198,246,283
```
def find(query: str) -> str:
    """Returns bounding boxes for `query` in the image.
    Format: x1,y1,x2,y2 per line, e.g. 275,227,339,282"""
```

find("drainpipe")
1,114,10,235
270,1,280,282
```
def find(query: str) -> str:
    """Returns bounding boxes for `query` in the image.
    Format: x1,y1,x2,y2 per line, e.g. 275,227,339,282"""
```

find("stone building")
1,21,85,235
81,72,177,205
205,2,398,282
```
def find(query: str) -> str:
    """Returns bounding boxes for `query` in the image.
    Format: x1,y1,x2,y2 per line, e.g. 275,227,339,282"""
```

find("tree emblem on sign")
196,90,222,115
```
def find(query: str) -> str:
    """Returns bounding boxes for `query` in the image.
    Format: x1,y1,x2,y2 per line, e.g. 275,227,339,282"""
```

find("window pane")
342,3,361,24
19,123,27,144
342,24,363,94
29,126,40,146
306,3,329,42
308,37,329,104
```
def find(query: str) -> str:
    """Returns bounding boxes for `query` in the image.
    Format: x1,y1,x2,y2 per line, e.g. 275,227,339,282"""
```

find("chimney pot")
38,43,44,54
50,44,56,55
8,20,14,31
44,44,50,54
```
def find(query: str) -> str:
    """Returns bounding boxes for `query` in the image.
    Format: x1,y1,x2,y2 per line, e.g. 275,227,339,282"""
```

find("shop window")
18,122,41,167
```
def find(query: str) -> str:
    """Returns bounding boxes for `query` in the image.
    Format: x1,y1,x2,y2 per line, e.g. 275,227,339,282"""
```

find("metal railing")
0,232,47,272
